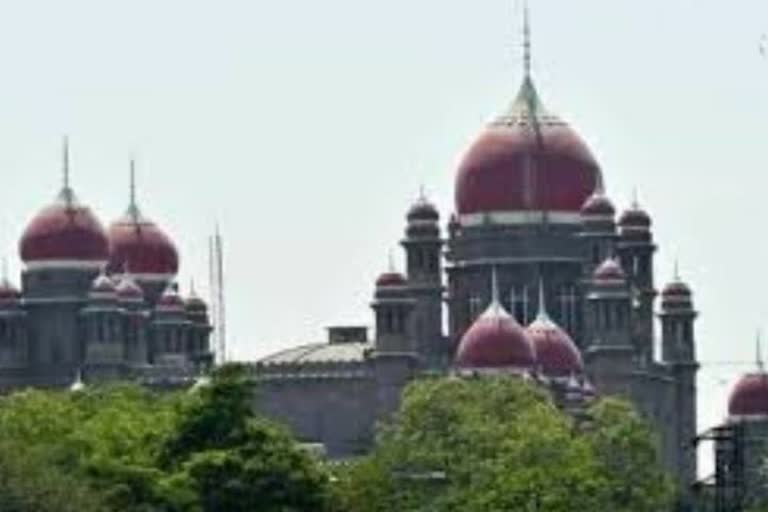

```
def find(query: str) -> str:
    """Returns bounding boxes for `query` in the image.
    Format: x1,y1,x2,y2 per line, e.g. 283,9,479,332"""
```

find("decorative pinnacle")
388,250,395,273
522,0,532,78
1,257,7,284
673,260,680,281
62,136,70,191
491,266,500,305
129,158,137,209
631,187,640,209
757,330,765,373
536,277,549,320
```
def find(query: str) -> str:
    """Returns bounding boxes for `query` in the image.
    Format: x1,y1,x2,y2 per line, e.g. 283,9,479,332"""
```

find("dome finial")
673,259,680,281
60,136,75,206
757,330,765,373
536,277,549,320
490,265,500,305
62,136,70,190
631,187,640,209
387,250,395,273
522,0,532,79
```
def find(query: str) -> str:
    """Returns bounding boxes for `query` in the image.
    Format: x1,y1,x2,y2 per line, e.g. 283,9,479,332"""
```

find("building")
250,10,699,494
0,141,212,389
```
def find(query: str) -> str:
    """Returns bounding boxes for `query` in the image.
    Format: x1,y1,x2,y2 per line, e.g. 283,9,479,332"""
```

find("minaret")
401,189,444,366
659,267,698,488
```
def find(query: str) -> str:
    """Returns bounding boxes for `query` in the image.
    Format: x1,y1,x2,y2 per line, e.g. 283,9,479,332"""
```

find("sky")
0,0,765,477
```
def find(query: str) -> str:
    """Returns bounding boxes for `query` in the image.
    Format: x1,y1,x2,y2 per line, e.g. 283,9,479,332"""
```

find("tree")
158,364,333,512
335,376,674,512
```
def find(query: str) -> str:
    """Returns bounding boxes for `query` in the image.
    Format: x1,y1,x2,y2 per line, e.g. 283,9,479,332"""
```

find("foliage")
335,376,675,512
0,365,332,512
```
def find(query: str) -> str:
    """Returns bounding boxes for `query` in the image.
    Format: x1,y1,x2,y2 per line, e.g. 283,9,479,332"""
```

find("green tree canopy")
335,376,674,512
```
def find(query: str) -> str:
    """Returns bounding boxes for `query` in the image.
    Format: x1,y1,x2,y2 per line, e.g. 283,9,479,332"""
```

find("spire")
126,158,141,221
1,257,7,285
59,136,75,206
490,266,500,305
757,330,765,373
673,260,680,281
535,278,550,321
388,250,395,273
631,187,640,209
523,0,532,79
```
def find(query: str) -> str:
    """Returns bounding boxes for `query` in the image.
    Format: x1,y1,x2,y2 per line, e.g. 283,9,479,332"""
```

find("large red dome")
455,301,536,370
19,188,109,265
455,77,601,216
728,372,768,419
108,211,178,277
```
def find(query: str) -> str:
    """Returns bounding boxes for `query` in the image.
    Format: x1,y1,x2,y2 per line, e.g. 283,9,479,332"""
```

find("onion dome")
580,188,615,218
455,73,601,217
456,268,536,370
107,161,179,278
618,198,652,231
593,257,626,283
728,373,768,420
185,283,207,313
20,140,109,267
115,273,144,301
156,283,185,311
406,192,439,222
375,271,407,288
89,271,117,300
526,283,583,377
660,265,694,312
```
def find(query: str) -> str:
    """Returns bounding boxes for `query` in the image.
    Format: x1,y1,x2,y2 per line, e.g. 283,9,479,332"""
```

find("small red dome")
662,279,692,299
0,278,21,304
156,284,184,310
108,208,178,277
526,314,583,377
185,291,207,312
593,258,626,282
407,198,439,222
115,274,144,300
729,373,768,418
20,189,109,264
455,78,600,216
581,191,615,217
376,271,407,288
456,302,536,370
619,205,651,229
89,272,117,301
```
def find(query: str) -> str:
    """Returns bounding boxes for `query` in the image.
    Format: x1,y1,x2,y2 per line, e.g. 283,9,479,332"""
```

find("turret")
659,269,699,487
151,283,190,366
401,193,445,365
185,283,213,369
579,183,617,276
80,271,126,378
659,269,697,364
584,257,635,393
115,272,149,364
0,270,27,369
371,269,415,355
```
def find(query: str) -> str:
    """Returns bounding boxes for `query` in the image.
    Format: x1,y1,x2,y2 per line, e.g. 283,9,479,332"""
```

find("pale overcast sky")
0,0,764,475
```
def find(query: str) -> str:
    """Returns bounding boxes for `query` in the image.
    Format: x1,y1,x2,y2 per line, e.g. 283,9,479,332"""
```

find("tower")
578,181,617,277
19,138,108,372
371,269,415,355
584,257,635,394
401,193,444,365
659,270,699,487
151,283,190,366
617,198,657,362
184,283,213,370
80,271,126,379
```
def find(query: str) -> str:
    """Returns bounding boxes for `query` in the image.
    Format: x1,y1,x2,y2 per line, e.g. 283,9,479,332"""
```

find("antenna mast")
208,226,227,364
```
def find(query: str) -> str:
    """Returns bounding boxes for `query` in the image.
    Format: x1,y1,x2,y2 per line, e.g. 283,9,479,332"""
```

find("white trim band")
460,211,582,227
